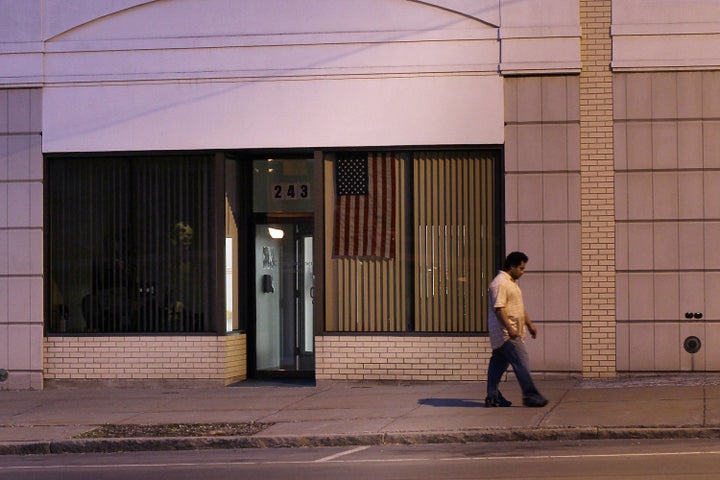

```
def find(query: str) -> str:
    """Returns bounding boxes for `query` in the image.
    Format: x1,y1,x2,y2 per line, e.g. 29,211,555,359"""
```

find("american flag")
333,152,396,259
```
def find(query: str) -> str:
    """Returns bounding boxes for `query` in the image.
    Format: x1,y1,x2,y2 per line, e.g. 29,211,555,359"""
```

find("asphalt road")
2,439,720,479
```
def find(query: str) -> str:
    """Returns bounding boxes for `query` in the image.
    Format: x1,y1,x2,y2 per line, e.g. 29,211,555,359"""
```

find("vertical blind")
329,154,408,331
413,151,495,332
47,156,215,334
326,150,497,333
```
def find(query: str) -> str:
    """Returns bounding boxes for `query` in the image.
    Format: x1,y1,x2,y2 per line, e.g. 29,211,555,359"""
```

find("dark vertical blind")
47,155,215,334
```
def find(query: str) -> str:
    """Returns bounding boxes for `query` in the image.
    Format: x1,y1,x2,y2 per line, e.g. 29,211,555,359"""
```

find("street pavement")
2,375,720,455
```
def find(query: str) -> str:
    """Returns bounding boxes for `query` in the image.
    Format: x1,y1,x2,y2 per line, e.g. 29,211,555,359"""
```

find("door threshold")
230,378,316,388
253,370,315,381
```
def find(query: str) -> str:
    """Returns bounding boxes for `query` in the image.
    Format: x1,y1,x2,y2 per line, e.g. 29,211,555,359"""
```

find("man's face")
508,261,526,280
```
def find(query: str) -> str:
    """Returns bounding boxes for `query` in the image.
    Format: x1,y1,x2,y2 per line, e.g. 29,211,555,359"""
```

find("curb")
3,426,720,455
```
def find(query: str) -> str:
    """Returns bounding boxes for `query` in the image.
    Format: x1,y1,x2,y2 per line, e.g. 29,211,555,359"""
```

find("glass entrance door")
254,220,314,376
251,156,315,378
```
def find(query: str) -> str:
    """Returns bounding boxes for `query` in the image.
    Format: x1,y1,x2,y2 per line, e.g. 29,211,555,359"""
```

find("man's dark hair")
503,251,528,270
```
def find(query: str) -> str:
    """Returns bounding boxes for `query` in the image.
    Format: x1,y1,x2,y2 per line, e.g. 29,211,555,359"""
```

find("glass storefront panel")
47,155,216,334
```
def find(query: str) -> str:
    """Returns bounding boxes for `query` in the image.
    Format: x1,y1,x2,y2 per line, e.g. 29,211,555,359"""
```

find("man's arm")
525,314,538,339
495,306,519,339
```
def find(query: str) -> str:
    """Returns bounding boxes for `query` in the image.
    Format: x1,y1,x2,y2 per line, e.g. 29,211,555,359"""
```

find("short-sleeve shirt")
487,270,526,350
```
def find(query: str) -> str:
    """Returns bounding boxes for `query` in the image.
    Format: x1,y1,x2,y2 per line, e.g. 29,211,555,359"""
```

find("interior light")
268,227,285,239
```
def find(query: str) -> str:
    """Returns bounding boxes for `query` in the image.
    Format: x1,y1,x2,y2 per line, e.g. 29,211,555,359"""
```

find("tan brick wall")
44,334,246,386
316,335,492,381
579,0,616,377
223,333,247,385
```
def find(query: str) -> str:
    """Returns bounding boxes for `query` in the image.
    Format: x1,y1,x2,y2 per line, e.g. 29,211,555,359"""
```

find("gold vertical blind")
327,154,408,331
325,151,496,333
414,151,495,332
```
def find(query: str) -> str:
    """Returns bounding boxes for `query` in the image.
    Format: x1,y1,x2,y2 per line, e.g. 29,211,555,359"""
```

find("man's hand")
527,322,537,339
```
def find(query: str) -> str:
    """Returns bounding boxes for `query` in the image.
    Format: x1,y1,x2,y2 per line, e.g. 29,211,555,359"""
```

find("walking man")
485,251,548,408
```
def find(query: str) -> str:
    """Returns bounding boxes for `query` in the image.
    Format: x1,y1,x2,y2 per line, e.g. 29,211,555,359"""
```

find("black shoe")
522,396,549,408
485,393,512,407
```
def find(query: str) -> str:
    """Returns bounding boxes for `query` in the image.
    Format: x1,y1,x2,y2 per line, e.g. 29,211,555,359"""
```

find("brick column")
579,0,616,377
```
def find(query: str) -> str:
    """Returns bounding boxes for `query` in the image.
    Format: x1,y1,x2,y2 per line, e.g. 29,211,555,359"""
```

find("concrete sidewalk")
2,376,720,455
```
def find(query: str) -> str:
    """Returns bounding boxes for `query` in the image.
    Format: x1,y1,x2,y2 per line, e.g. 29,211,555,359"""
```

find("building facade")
1,0,719,389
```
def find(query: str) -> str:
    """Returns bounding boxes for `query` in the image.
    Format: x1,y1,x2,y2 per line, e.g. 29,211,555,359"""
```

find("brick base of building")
315,335,492,381
43,333,246,388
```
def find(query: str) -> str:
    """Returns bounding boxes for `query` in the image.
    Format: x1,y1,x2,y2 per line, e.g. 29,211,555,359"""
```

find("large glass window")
47,155,216,334
325,150,500,333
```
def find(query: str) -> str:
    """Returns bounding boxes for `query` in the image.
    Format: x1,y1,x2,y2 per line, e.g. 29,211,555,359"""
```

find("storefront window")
327,150,499,333
46,155,215,334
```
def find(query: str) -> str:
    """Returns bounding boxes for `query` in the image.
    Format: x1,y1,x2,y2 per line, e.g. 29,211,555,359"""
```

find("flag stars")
336,156,369,196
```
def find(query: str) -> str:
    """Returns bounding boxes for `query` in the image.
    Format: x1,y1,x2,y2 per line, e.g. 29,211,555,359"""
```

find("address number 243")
272,183,310,200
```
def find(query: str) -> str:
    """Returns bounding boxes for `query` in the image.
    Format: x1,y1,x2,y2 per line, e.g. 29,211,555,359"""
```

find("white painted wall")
38,0,508,152
613,0,720,70
43,75,503,152
499,0,581,74
2,0,585,87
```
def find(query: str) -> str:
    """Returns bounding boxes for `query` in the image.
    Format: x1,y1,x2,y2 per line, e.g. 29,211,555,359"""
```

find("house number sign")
271,183,310,201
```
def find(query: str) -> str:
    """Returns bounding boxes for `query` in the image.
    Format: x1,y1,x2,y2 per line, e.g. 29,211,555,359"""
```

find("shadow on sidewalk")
418,398,484,408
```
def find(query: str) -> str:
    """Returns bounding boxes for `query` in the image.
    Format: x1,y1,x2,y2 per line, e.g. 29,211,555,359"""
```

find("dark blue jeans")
486,338,544,401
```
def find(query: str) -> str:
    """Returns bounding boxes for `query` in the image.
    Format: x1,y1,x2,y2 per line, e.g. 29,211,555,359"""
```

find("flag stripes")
333,152,396,259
